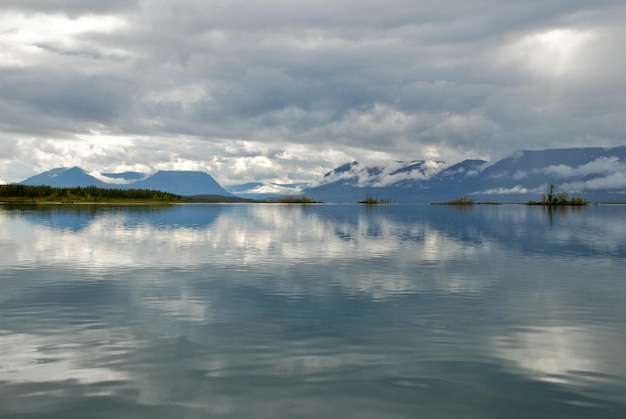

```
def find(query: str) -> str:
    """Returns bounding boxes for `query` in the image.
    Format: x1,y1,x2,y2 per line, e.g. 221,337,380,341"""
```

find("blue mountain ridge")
16,146,626,202
303,146,626,203
20,168,232,197
20,167,108,188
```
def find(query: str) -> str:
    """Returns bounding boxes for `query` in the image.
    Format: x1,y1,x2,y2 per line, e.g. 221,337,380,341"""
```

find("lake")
1,203,625,418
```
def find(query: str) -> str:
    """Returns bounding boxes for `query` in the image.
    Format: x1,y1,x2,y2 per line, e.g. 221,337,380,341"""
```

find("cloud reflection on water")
1,204,625,417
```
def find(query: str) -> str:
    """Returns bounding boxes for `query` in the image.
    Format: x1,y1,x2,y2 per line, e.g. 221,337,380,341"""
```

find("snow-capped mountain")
19,167,232,197
303,146,626,203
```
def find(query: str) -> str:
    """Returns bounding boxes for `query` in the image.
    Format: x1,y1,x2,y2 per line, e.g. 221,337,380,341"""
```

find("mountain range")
15,146,626,202
304,146,626,202
20,167,232,197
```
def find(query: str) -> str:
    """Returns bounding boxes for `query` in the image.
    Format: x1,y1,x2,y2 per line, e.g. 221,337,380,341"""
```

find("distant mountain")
19,167,232,197
20,167,107,188
467,147,626,196
303,146,626,203
304,160,448,202
17,146,626,202
133,170,231,197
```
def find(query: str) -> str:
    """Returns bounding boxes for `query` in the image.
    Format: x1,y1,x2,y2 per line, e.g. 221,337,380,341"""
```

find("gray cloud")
0,0,139,15
1,0,626,183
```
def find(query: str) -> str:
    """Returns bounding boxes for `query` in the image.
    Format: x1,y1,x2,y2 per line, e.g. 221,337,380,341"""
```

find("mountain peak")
20,168,232,197
20,166,105,188
303,146,626,202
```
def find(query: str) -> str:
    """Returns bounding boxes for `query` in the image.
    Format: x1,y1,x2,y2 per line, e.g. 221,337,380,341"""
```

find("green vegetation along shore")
0,184,256,204
1,184,184,203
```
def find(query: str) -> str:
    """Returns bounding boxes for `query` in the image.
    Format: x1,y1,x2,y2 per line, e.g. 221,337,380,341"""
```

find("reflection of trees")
2,204,222,231
542,204,585,225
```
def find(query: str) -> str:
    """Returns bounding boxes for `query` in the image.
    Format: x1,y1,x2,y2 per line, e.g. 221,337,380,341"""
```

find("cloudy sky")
1,0,625,185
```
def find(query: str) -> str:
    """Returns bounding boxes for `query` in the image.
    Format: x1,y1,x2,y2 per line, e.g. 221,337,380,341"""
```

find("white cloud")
2,1,626,183
238,183,304,196
371,160,446,187
88,170,141,184
474,185,541,195
534,155,626,191
561,172,626,191
543,156,623,179
512,170,528,180
496,28,596,80
312,160,447,188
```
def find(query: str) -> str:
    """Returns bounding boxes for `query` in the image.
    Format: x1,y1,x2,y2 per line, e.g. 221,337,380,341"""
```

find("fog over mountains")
17,146,626,202
305,146,626,203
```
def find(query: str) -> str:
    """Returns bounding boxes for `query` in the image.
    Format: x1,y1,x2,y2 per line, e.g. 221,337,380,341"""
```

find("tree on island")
358,194,391,204
527,184,588,206
445,196,475,205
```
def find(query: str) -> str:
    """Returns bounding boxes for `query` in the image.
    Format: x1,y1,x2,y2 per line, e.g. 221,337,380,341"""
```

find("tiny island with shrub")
526,184,589,206
442,196,475,205
358,195,392,205
272,196,318,204
431,196,501,206
430,185,590,206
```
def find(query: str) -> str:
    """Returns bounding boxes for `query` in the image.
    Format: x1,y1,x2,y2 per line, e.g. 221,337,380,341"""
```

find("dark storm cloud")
1,0,626,183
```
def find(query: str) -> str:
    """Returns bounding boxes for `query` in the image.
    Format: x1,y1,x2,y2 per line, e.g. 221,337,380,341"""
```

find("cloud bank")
1,0,626,183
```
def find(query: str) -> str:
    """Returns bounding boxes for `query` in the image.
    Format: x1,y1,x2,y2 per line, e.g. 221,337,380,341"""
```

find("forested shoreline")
0,184,183,202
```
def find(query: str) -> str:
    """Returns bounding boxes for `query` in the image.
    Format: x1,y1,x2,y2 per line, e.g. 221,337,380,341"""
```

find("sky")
1,0,625,185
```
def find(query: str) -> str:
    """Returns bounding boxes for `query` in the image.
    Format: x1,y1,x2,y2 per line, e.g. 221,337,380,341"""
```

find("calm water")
1,203,625,418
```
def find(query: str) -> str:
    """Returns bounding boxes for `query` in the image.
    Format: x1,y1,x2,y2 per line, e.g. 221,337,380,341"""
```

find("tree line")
0,184,183,202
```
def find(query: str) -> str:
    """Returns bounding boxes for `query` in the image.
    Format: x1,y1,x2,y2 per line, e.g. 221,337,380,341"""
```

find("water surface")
1,204,625,418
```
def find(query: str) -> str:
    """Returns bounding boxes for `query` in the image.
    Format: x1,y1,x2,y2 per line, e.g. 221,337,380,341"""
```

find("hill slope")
20,168,232,197
20,167,107,188
303,146,626,203
132,170,232,197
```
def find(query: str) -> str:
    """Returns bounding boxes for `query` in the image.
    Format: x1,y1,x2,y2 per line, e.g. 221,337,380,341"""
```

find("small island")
431,196,502,205
432,196,473,205
445,196,475,205
358,195,391,205
526,184,589,206
272,196,318,204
